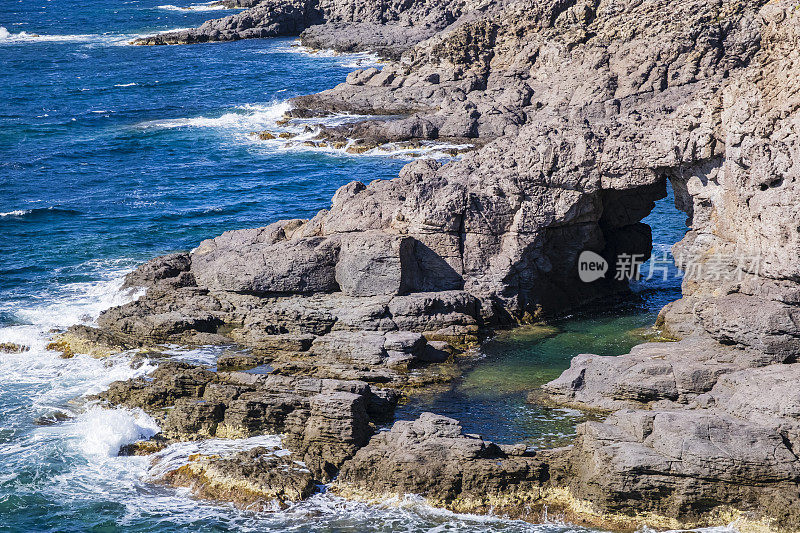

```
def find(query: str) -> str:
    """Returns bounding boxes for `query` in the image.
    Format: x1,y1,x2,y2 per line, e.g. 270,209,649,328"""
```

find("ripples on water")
0,0,708,531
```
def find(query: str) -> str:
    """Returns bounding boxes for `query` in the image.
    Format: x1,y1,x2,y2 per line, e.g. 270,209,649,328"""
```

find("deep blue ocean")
0,1,695,532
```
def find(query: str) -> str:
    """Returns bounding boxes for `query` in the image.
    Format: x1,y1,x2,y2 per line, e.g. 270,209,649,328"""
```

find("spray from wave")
272,40,383,69
69,407,161,457
135,101,292,131
0,26,94,44
135,100,472,160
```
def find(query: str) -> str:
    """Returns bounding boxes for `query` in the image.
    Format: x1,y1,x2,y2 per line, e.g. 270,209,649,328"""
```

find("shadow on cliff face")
396,183,688,447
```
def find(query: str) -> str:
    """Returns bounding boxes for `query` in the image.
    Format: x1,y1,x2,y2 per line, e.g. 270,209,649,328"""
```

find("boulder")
192,236,340,294
335,231,417,297
337,413,547,503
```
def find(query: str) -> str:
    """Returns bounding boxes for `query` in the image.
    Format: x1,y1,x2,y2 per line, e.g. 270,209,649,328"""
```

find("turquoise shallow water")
397,191,687,447
0,2,690,531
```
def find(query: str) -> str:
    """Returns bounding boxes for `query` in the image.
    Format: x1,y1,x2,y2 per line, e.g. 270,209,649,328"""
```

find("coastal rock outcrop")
133,0,498,60
99,362,398,480
538,2,800,527
162,445,316,509
336,412,550,507
81,0,800,528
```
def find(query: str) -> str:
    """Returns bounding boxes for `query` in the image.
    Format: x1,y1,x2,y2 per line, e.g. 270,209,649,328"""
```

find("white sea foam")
274,40,383,69
0,259,577,532
0,209,32,217
148,435,286,480
0,26,196,47
137,98,471,160
114,82,137,87
69,407,161,457
0,26,97,44
157,1,234,11
135,100,291,131
160,344,229,365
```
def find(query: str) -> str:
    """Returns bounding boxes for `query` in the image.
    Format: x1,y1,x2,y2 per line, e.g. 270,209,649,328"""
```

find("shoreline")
10,0,800,530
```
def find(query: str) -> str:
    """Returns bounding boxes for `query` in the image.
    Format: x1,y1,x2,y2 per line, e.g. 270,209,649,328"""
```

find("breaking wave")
134,100,471,160
270,40,383,69
135,101,292,131
157,1,235,11
0,26,196,46
0,209,32,217
0,26,96,43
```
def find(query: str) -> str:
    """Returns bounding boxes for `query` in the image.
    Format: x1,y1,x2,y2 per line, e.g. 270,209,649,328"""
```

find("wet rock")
47,324,137,358
0,342,30,354
98,362,400,480
163,446,315,509
34,410,71,426
118,436,170,456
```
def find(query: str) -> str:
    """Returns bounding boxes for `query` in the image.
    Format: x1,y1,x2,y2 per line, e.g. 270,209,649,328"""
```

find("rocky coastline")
57,0,800,530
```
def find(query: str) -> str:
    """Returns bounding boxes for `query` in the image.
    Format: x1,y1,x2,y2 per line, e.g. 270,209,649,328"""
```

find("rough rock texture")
163,445,316,509
87,0,800,527
98,361,398,480
554,408,800,526
0,343,30,354
337,413,549,503
534,1,800,527
133,0,500,59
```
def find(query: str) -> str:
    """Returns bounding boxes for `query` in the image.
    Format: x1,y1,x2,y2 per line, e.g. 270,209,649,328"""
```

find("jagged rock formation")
536,0,800,527
79,0,800,528
98,362,398,480
133,0,501,59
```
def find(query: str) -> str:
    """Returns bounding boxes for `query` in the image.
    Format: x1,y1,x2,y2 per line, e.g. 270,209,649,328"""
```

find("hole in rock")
396,179,690,448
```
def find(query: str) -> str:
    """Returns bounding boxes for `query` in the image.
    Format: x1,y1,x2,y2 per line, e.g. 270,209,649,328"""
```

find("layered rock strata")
162,445,316,510
71,0,800,528
99,361,398,480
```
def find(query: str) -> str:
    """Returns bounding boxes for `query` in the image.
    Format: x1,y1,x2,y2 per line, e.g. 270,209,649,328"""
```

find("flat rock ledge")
161,445,315,510
99,362,398,481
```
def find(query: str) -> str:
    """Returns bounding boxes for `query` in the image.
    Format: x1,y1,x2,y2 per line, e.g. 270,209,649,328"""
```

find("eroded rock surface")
162,445,316,509
336,413,549,506
132,0,500,60
78,0,800,528
98,362,398,480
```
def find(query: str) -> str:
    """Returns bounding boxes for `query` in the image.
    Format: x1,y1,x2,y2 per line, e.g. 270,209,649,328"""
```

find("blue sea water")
0,1,699,532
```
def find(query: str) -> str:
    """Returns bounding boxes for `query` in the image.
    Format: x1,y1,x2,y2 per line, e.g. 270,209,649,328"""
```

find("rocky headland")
61,0,800,530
